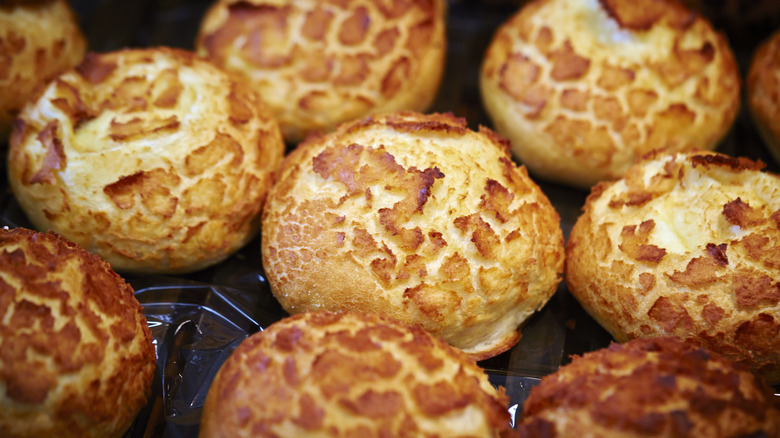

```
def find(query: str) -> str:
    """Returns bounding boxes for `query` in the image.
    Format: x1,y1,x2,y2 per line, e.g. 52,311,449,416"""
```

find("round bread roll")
518,337,780,438
200,311,516,438
7,47,285,274
0,227,155,438
0,0,86,140
195,0,447,144
480,0,740,189
261,111,564,360
565,150,780,384
747,28,780,165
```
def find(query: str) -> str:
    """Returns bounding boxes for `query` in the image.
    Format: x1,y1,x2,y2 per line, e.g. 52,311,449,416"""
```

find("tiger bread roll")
200,311,517,438
517,337,780,438
565,150,780,384
196,0,447,144
0,227,155,438
7,46,285,274
0,0,86,141
747,27,780,165
480,0,740,189
262,111,565,361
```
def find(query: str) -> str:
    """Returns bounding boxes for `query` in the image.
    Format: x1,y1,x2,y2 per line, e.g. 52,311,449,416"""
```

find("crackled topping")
8,47,285,274
196,0,446,142
262,111,565,359
519,337,780,437
567,151,780,383
0,227,155,435
203,311,514,437
0,0,86,135
481,0,740,186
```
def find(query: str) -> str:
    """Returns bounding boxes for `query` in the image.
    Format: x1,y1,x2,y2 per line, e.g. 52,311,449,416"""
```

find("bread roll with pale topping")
201,311,516,438
0,0,86,140
196,0,447,143
8,47,285,274
566,151,780,384
0,227,155,438
747,27,780,165
480,0,740,189
261,111,564,360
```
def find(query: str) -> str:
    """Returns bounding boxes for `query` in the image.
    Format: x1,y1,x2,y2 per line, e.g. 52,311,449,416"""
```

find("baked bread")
0,0,86,141
747,28,780,165
480,0,740,189
195,0,447,144
565,150,780,384
7,47,285,274
261,111,564,360
200,311,516,438
0,227,155,438
518,337,780,438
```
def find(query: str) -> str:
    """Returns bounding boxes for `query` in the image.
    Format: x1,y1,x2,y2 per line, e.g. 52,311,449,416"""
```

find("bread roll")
480,0,740,189
565,150,780,384
0,227,155,438
747,28,780,165
0,0,86,140
261,111,564,360
200,311,516,438
8,47,285,274
518,337,780,438
196,0,447,143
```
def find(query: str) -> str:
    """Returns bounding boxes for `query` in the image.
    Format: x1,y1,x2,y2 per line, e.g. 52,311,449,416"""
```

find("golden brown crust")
261,111,564,360
0,0,86,139
0,227,155,438
479,0,740,189
518,337,780,438
565,151,780,384
195,0,447,143
747,28,780,165
200,311,516,438
7,47,286,274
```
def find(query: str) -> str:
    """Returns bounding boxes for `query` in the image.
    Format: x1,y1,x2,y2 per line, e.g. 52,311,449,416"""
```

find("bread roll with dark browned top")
0,0,86,140
0,227,155,438
8,47,285,274
201,311,516,438
480,0,740,189
518,337,780,438
566,151,780,384
261,111,564,361
196,0,447,143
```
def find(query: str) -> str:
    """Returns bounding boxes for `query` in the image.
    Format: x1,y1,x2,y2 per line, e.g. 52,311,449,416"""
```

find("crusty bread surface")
196,0,447,143
0,0,86,140
261,111,564,360
8,47,285,274
747,28,780,165
200,311,516,438
518,337,780,438
565,150,780,384
480,0,740,189
0,227,155,438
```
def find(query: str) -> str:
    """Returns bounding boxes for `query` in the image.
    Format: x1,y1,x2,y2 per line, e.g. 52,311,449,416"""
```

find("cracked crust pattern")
7,47,285,274
480,0,740,189
747,28,780,165
517,337,780,438
201,311,516,438
261,111,564,360
0,227,155,438
565,151,780,384
196,0,447,143
0,0,86,139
